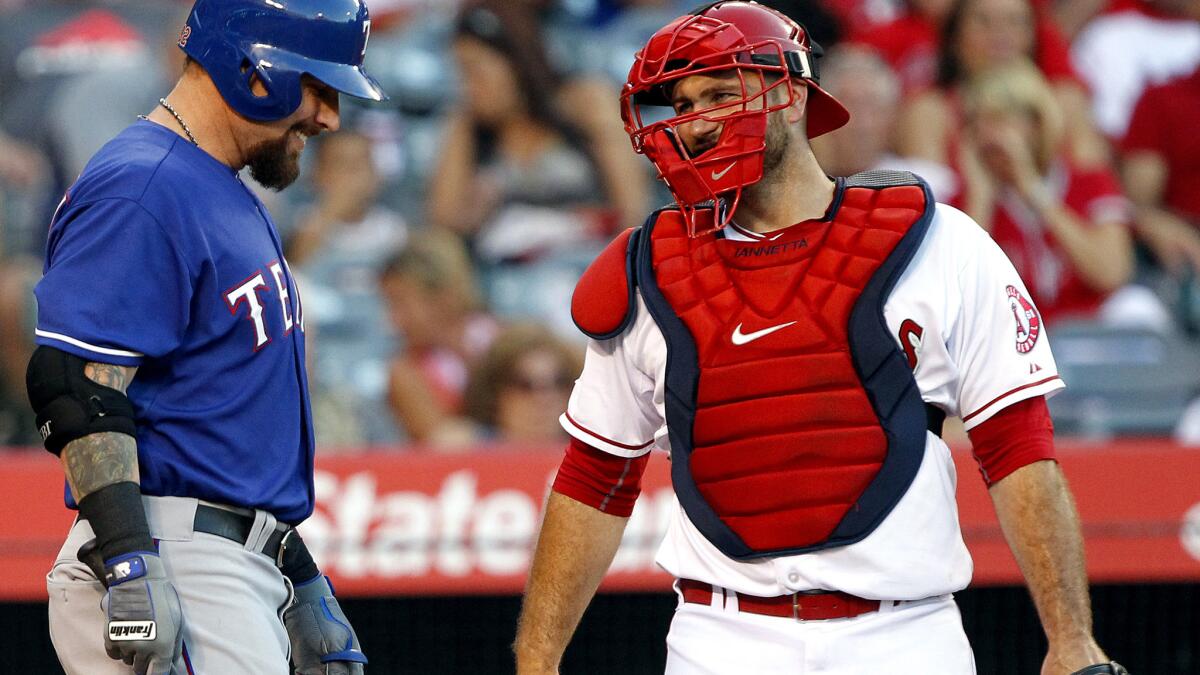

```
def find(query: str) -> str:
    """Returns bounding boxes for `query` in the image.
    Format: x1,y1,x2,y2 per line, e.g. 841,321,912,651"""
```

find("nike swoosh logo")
710,162,736,180
731,321,797,345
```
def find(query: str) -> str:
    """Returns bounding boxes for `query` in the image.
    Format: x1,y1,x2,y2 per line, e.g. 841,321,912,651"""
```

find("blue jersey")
34,121,315,523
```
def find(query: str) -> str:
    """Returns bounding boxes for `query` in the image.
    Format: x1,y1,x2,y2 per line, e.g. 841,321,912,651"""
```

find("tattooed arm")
60,363,139,502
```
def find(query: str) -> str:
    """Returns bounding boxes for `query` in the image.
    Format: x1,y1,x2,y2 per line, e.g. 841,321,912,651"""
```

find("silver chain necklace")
139,98,197,145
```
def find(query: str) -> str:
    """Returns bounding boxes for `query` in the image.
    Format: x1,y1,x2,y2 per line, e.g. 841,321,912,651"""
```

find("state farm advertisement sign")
296,451,677,595
2,440,1199,600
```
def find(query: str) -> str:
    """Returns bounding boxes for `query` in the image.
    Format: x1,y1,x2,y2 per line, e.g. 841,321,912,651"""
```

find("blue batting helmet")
179,0,387,121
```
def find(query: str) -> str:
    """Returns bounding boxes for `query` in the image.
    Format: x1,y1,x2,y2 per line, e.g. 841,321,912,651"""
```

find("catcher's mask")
620,1,849,237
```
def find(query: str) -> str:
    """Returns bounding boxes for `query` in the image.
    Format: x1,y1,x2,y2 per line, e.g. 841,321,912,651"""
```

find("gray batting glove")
100,552,184,675
284,575,367,675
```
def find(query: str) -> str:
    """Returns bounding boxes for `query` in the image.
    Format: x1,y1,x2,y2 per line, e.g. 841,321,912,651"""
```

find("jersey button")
786,572,800,584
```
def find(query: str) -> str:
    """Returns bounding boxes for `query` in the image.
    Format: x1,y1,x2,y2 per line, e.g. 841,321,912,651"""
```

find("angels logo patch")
1007,285,1041,353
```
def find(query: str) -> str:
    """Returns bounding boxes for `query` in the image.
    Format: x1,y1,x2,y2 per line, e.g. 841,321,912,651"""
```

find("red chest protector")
572,171,939,560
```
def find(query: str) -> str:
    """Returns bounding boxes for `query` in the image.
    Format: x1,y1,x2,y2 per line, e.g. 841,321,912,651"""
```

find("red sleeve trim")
552,438,650,517
961,375,1062,423
966,396,1057,486
564,411,654,451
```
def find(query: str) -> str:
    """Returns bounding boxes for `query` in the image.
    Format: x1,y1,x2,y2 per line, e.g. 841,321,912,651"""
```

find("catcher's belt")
677,578,946,621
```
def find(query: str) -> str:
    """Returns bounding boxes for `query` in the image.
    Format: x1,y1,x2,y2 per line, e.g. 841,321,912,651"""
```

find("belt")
678,579,885,621
192,504,290,562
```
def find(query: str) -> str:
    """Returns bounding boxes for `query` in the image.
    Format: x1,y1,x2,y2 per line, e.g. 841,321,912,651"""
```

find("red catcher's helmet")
620,1,849,236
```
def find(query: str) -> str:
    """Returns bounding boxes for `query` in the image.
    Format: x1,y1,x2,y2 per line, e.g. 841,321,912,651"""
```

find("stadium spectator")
303,320,395,449
462,324,581,445
1120,64,1200,278
811,45,959,200
0,258,39,447
1070,0,1200,139
0,128,48,257
427,0,648,264
288,130,409,275
955,61,1137,322
285,130,409,448
894,0,1108,169
0,0,182,246
381,230,500,447
1044,0,1143,40
0,130,45,191
848,0,957,93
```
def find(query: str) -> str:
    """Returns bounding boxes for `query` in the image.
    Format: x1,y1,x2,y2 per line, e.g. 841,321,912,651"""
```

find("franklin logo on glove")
108,622,156,641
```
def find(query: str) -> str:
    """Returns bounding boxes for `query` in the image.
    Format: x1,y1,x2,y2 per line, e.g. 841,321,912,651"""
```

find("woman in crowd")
462,324,582,445
894,0,1108,169
288,130,408,273
427,0,647,264
955,61,1135,322
381,229,500,447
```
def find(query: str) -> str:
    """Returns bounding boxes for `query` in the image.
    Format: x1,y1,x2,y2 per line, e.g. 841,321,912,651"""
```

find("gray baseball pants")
47,496,293,674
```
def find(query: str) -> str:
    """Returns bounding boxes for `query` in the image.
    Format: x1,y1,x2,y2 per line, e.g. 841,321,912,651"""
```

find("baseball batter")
514,3,1128,674
28,1,384,673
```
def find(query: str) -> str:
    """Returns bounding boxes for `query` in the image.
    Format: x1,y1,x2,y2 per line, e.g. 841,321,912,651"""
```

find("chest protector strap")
637,171,937,560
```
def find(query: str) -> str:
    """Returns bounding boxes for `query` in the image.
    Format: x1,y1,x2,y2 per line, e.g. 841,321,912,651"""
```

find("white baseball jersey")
560,203,1064,600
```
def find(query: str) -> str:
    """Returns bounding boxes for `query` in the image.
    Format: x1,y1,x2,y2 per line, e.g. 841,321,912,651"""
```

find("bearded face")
245,134,297,190
246,120,323,191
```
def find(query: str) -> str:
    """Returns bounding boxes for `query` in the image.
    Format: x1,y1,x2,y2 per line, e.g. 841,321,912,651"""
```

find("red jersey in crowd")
1121,65,1200,223
850,12,1079,94
964,163,1131,321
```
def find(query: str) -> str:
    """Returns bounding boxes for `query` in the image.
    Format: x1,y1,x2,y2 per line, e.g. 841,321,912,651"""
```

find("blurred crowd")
1,0,1198,450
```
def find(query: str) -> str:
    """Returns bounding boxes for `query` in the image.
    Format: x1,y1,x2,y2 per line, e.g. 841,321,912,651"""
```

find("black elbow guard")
25,346,137,455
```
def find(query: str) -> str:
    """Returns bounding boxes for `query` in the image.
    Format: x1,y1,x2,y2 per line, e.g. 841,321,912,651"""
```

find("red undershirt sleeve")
551,437,650,517
966,395,1057,486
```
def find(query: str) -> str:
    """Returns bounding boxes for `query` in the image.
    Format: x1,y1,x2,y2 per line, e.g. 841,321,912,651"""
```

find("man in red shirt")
1121,65,1200,277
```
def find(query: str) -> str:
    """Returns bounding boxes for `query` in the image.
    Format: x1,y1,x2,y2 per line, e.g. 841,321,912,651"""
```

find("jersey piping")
563,411,655,454
34,329,145,359
961,375,1064,424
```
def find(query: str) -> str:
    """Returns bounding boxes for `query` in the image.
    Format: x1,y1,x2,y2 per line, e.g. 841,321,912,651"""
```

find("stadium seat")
1046,321,1200,438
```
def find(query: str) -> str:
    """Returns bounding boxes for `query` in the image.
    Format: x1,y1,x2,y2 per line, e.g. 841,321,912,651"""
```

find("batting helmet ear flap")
240,53,305,118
